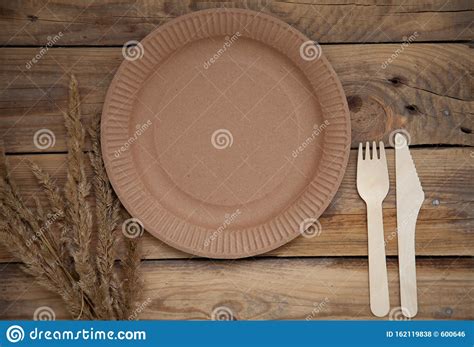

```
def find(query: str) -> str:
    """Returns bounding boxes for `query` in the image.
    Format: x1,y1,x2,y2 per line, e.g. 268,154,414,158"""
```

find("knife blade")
395,133,425,318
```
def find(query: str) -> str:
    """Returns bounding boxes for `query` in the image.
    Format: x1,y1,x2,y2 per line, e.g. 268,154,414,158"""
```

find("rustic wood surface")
0,0,472,45
0,0,472,320
0,147,472,263
1,258,472,320
0,44,472,153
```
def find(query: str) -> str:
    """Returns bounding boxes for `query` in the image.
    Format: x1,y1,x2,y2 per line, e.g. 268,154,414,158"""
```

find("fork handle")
367,202,390,317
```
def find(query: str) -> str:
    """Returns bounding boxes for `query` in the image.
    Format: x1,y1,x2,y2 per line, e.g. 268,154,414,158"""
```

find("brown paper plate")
101,9,351,258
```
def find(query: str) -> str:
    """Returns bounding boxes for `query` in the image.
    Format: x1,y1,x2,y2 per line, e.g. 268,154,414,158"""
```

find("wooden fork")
356,141,390,317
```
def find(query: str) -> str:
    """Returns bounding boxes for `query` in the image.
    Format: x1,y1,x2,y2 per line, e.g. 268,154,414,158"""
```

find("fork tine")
358,143,363,162
365,141,370,160
372,141,377,160
379,141,386,161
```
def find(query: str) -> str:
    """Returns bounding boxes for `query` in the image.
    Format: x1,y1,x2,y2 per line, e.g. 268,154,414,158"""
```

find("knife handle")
398,217,418,318
367,202,390,317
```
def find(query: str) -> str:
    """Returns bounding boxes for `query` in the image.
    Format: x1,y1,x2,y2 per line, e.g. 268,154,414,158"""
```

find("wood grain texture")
0,147,471,262
0,44,472,153
0,0,472,46
0,0,472,323
0,257,472,320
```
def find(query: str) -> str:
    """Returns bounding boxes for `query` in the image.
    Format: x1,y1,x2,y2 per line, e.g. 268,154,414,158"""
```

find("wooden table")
0,0,472,320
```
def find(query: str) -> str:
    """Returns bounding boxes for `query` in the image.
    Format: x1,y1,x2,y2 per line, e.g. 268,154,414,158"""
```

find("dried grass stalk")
63,75,97,309
0,75,142,320
121,237,143,319
89,116,122,319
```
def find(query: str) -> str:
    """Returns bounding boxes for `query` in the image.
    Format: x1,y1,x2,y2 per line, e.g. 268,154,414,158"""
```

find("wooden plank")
0,147,472,262
0,0,472,45
0,44,472,153
0,257,472,320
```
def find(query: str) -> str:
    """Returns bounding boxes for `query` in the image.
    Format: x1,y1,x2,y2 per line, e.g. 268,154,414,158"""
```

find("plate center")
132,36,325,228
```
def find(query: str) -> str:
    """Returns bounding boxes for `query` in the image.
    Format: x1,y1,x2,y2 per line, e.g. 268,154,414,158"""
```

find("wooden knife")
395,133,425,318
